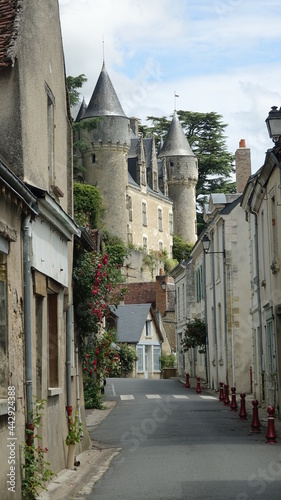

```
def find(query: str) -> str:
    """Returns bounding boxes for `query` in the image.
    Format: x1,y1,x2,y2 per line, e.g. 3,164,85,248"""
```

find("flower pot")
67,444,76,470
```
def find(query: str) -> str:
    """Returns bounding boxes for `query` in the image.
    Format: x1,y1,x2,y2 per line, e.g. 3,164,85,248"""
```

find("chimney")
235,139,251,194
129,117,139,137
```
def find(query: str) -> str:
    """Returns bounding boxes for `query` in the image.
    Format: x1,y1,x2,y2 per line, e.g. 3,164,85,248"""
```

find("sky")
58,0,281,174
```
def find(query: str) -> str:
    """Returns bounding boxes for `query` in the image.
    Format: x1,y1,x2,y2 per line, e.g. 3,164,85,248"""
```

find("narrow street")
86,378,281,500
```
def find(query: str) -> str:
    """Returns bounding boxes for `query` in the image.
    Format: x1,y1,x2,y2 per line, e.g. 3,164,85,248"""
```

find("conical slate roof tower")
82,62,127,119
77,63,130,243
159,112,198,244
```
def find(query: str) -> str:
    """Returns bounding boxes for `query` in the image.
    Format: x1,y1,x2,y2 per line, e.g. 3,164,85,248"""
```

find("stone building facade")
0,2,89,497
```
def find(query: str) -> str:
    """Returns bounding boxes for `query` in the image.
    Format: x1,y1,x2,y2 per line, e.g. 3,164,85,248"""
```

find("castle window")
143,236,148,253
159,241,164,252
142,202,147,226
127,196,133,221
127,225,132,244
158,208,163,232
170,160,174,167
92,154,96,164
169,212,173,234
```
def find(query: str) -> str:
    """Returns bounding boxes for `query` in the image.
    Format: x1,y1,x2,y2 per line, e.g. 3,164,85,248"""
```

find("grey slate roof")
158,111,194,157
112,303,152,343
75,97,87,122
81,63,127,119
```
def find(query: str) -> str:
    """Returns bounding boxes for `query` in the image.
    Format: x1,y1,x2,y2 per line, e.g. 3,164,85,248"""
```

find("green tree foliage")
66,74,87,107
140,111,236,234
118,344,138,377
181,318,206,353
73,182,103,230
172,235,193,263
159,352,176,369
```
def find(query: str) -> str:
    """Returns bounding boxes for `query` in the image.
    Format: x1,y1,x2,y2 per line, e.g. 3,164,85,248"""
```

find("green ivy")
73,182,103,229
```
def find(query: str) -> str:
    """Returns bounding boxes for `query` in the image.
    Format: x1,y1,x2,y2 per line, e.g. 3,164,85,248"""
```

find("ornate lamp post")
265,106,281,144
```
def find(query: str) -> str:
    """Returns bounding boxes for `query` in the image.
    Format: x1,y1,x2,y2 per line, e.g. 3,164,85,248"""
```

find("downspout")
250,207,264,399
76,346,83,438
66,306,72,419
23,216,33,433
222,220,229,384
211,233,219,390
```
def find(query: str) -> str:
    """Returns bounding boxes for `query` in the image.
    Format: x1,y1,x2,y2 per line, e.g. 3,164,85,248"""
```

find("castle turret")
158,112,198,244
78,62,130,242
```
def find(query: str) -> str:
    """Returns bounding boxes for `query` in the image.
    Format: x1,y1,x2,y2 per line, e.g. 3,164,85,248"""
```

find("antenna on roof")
174,91,179,112
102,37,105,64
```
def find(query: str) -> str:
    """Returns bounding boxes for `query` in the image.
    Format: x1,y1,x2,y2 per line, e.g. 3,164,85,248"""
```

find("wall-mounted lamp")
161,280,167,292
202,234,225,258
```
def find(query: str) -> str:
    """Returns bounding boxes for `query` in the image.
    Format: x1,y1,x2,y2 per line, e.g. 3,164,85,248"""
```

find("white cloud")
59,0,281,174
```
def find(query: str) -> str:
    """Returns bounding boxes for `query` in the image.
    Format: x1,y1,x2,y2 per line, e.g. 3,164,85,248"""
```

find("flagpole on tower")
174,91,179,112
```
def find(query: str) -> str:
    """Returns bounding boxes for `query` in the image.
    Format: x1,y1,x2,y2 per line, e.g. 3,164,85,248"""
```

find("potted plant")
65,411,83,469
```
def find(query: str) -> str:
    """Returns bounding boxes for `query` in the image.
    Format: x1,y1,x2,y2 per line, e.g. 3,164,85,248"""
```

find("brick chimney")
235,139,251,194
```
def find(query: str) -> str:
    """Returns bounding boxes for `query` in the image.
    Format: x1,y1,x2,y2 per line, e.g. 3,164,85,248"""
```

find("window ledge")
0,399,8,415
48,387,62,397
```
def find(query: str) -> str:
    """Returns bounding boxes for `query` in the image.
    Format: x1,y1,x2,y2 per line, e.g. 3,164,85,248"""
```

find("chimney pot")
239,139,246,148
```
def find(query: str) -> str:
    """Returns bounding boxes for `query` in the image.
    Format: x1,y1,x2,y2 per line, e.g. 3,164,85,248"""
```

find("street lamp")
202,234,225,258
265,106,281,144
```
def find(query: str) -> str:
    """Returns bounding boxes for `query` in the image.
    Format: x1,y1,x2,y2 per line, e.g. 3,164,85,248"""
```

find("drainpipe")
23,216,33,431
211,233,219,390
249,208,264,399
66,306,72,419
222,220,229,384
76,346,83,438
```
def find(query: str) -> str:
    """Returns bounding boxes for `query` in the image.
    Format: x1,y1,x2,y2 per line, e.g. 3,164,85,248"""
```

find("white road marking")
146,394,161,399
111,384,116,396
199,395,217,400
120,395,135,400
173,395,189,399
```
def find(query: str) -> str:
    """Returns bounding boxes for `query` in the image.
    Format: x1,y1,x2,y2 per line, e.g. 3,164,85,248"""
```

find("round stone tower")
158,112,198,244
77,62,130,243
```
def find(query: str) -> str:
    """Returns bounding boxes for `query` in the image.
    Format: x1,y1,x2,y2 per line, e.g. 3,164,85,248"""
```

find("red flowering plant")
83,330,121,408
73,249,127,342
180,318,206,354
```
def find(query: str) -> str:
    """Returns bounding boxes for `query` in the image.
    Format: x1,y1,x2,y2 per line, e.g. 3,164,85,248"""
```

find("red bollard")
219,382,224,401
185,372,190,389
250,399,261,433
196,376,201,394
239,392,247,420
230,386,238,411
223,384,230,406
265,406,277,444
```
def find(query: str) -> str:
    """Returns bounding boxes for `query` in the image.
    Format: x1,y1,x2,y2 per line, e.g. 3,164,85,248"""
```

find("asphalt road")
86,378,281,500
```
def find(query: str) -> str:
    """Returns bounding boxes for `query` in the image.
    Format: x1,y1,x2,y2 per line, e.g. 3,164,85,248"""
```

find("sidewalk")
38,401,118,500
179,376,281,435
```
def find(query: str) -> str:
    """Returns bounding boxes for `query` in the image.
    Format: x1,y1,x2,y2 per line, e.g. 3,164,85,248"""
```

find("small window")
169,212,173,234
143,236,148,253
145,320,152,337
158,208,163,232
142,202,147,226
92,154,96,164
159,241,164,252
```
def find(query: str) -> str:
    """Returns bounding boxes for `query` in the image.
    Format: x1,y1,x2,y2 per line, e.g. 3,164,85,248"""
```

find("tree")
140,111,236,235
66,74,87,107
